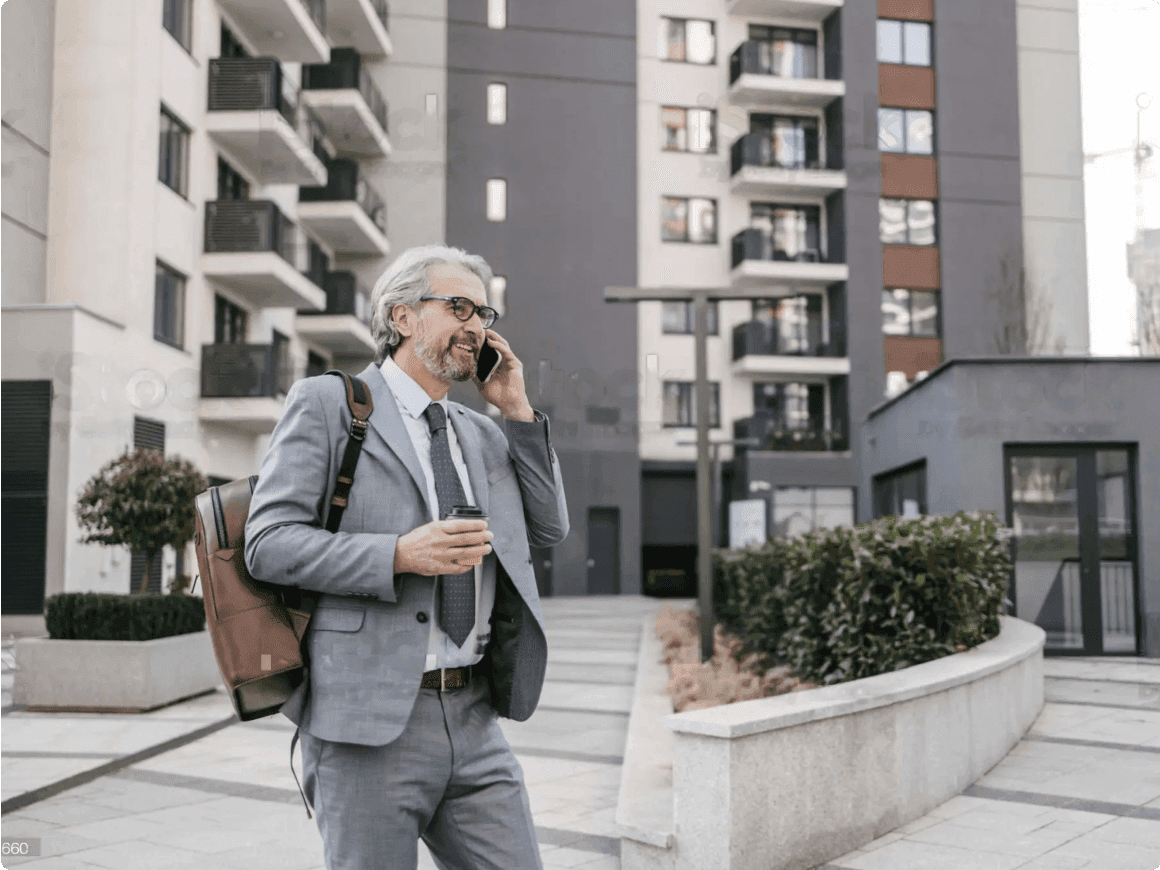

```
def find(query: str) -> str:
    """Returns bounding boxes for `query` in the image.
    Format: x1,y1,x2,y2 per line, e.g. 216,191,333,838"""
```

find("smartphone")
476,339,501,384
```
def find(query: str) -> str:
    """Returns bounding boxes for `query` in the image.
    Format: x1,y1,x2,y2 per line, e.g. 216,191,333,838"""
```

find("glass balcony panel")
201,343,293,398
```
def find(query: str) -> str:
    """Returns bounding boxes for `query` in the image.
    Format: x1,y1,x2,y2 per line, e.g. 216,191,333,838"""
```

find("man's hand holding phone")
473,329,535,422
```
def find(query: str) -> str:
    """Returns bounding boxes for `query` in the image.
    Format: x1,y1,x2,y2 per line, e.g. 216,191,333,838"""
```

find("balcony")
728,42,844,108
730,229,848,292
206,58,328,186
731,320,850,378
298,159,390,255
199,343,294,434
324,0,393,58
726,0,841,21
734,413,849,453
302,49,391,157
202,200,327,310
215,0,329,62
296,271,377,355
730,134,846,198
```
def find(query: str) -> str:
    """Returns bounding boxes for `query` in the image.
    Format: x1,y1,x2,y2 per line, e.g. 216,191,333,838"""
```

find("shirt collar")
379,356,448,421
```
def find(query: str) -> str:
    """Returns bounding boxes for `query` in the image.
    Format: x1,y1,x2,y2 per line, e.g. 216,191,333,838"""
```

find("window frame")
158,106,190,198
876,19,932,67
772,485,856,538
153,260,187,350
662,196,718,245
662,380,721,428
661,300,719,335
162,0,193,52
214,294,248,345
659,17,717,65
660,106,717,154
879,197,938,246
877,107,935,154
882,288,942,338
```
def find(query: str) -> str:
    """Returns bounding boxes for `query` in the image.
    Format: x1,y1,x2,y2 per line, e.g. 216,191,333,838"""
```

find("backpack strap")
323,370,374,534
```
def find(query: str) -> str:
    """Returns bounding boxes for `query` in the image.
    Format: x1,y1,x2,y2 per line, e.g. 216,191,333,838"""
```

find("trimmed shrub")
714,510,1012,686
45,592,206,641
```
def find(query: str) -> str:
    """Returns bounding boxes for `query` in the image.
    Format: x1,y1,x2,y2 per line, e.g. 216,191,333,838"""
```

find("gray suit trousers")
299,674,542,870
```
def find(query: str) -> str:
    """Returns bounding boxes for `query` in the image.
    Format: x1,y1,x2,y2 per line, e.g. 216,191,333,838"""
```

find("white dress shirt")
379,356,495,671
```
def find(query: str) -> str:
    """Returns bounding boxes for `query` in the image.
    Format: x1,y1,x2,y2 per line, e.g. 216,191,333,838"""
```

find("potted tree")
12,449,223,712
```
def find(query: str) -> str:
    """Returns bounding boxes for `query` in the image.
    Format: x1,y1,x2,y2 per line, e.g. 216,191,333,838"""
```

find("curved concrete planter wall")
617,615,1045,870
13,630,222,712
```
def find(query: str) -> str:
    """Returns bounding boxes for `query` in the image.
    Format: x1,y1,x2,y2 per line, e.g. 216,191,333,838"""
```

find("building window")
217,158,250,201
662,300,719,335
753,381,824,431
306,351,328,378
772,486,855,539
214,295,247,344
872,461,927,519
877,19,931,66
220,23,248,58
747,25,818,78
660,107,716,153
879,198,937,246
487,83,507,124
751,113,821,169
487,0,506,29
162,0,192,51
489,276,507,317
882,289,941,338
878,108,934,154
659,17,716,65
662,197,717,244
271,330,293,395
486,179,507,222
154,261,186,349
158,107,190,197
750,203,821,260
663,381,720,428
753,296,822,353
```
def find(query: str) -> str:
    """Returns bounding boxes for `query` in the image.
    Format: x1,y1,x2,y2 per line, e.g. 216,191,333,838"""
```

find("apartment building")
2,0,1093,613
1,0,411,610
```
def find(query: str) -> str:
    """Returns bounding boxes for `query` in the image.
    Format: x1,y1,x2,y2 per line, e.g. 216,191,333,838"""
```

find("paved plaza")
3,597,1160,869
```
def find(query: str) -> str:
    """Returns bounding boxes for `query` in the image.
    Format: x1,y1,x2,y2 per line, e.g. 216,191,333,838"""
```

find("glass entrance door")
1006,447,1139,655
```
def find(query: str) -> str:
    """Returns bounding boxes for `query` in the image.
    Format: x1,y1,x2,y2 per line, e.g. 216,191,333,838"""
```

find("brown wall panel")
879,65,936,109
877,0,934,21
881,154,938,198
883,336,943,379
883,246,941,289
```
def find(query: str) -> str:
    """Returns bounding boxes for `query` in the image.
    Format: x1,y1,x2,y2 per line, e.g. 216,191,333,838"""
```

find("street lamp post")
605,284,779,662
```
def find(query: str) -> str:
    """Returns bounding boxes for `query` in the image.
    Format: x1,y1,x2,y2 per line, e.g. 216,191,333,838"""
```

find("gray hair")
369,245,495,361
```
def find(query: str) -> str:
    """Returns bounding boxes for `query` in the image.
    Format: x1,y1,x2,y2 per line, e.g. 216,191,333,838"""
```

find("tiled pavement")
4,606,1160,870
0,596,668,870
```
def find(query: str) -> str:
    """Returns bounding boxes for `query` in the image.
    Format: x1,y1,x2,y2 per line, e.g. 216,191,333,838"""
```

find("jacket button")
416,611,428,623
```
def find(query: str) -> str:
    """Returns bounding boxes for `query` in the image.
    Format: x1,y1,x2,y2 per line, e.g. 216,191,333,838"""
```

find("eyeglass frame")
418,295,499,329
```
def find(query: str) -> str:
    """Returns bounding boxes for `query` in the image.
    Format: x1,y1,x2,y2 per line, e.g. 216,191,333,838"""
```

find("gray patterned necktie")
422,402,475,648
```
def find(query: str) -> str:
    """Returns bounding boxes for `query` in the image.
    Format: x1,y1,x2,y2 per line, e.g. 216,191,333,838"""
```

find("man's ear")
393,304,417,339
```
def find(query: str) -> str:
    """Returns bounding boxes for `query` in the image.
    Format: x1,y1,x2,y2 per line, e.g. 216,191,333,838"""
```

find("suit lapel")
449,405,489,516
356,363,434,520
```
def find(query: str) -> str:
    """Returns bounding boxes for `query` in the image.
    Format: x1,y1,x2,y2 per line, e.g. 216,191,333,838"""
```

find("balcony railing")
733,413,848,452
732,320,844,360
730,40,820,84
201,343,294,398
732,228,829,269
300,159,388,234
731,132,821,176
208,57,328,164
204,199,325,283
303,48,389,133
301,271,373,326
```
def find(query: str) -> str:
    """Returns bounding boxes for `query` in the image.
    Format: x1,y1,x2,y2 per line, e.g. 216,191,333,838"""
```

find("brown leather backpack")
191,370,373,721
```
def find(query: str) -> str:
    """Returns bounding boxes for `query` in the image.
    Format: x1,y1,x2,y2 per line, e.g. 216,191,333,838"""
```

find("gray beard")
414,329,474,382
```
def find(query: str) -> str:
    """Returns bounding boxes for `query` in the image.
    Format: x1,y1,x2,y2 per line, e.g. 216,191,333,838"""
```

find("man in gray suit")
245,244,569,870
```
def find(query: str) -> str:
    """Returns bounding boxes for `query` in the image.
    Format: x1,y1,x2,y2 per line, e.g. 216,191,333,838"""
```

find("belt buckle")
441,667,447,692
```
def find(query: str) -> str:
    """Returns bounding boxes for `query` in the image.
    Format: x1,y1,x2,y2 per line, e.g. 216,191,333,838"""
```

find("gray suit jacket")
244,363,569,746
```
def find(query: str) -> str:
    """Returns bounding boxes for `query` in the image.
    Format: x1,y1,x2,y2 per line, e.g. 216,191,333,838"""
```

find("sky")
1078,0,1160,355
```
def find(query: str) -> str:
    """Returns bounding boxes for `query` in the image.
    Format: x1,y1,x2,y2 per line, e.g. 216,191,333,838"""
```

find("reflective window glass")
878,108,905,152
882,289,911,335
661,107,687,151
910,290,940,336
903,21,932,66
907,199,937,245
876,19,903,63
907,109,934,154
879,198,908,244
685,20,716,64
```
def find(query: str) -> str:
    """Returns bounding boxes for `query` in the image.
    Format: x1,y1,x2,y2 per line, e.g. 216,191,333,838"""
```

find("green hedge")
45,593,206,641
714,510,1012,686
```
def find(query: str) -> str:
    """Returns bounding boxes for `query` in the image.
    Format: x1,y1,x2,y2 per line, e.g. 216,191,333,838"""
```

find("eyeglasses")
419,296,499,329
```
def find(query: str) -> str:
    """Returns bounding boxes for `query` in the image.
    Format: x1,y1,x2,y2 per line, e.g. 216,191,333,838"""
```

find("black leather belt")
420,666,472,691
